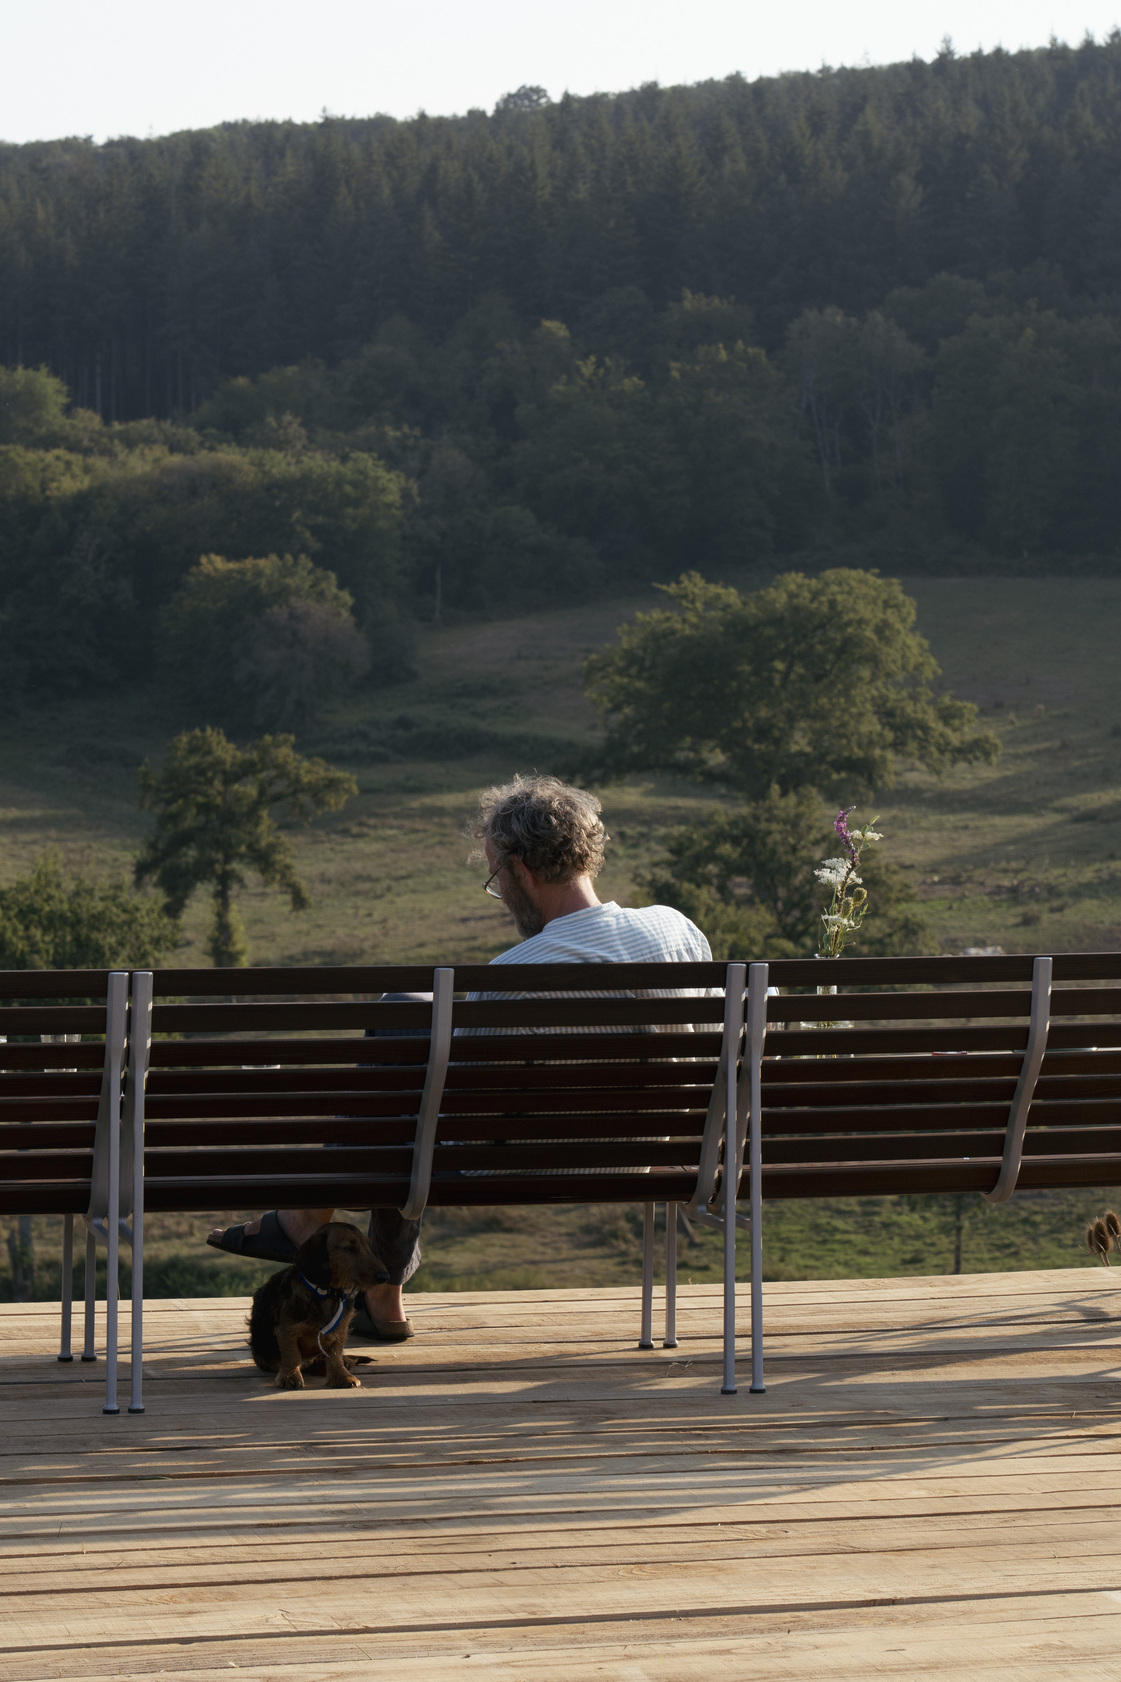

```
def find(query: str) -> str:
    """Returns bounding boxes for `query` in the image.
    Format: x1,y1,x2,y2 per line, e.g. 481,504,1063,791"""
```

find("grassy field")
2,572,1121,1299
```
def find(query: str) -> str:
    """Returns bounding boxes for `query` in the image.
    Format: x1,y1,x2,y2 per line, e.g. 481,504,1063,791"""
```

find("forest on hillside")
2,40,1121,708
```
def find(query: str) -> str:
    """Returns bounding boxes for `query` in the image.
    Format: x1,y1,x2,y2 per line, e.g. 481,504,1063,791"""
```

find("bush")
160,552,369,730
641,787,930,959
0,854,180,969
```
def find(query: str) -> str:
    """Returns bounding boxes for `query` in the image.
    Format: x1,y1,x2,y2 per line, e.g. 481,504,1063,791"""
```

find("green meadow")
3,572,1121,1299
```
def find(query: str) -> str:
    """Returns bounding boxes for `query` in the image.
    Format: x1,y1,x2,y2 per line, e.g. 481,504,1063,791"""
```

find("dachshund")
248,1221,391,1389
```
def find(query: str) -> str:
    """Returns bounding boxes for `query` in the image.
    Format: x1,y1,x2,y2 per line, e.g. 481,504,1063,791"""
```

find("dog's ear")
295,1224,332,1287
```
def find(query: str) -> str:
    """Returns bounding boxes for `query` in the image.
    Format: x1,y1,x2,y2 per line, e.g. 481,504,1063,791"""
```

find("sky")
1,0,1119,146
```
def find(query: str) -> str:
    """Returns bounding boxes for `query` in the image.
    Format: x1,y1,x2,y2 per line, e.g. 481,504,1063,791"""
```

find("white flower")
815,861,861,887
822,912,855,928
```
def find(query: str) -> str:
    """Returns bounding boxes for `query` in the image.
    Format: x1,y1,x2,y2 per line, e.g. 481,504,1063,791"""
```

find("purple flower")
834,806,857,858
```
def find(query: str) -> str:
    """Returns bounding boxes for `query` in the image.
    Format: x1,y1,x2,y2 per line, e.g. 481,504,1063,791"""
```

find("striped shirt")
487,901,711,969
465,901,712,1177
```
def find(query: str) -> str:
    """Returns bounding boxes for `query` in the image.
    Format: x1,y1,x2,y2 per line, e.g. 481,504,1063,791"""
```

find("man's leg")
208,1208,334,1249
363,1207,422,1328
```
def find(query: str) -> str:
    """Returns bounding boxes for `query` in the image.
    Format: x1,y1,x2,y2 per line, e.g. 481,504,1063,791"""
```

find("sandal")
206,1210,297,1264
349,1302,415,1341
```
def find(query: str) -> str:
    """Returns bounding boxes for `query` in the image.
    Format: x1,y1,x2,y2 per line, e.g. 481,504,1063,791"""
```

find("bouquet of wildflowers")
815,808,883,958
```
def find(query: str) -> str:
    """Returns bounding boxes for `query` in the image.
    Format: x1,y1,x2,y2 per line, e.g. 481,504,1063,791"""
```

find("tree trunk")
951,1195,965,1274
209,878,249,968
7,1218,34,1301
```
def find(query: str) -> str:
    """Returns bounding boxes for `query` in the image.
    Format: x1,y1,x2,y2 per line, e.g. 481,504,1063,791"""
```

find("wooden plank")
3,1269,1121,1681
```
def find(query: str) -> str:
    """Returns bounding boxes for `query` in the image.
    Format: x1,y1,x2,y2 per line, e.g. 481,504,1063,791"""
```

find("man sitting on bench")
207,775,711,1341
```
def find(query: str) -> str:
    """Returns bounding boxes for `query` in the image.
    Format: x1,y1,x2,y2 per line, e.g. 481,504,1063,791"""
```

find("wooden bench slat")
0,1123,96,1149
0,1152,95,1179
140,1169,702,1211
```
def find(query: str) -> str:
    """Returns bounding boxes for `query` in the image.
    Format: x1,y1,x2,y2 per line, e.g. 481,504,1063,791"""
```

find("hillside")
5,572,1121,961
4,570,1121,1300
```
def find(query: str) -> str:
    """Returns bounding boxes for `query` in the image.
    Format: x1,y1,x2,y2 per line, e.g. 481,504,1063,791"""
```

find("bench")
0,969,135,1411
130,961,745,1408
10,951,1121,1411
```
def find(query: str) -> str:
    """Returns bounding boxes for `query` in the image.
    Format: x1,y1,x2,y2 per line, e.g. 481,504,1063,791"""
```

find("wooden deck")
4,1270,1121,1681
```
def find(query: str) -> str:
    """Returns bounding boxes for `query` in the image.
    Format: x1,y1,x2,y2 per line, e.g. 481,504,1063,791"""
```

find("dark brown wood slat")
143,954,1121,998
446,1031,723,1062
768,989,1035,1024
0,1124,95,1149
762,1100,1010,1132
152,966,440,996
764,953,1121,986
0,1183,91,1214
0,1073,102,1097
0,970,110,998
144,1110,708,1148
453,962,729,991
751,1152,1121,1199
0,1043,105,1070
765,1025,1032,1057
1020,1100,1121,1126
432,1142,702,1172
761,1077,1019,1108
1023,1128,1121,1153
143,1092,424,1121
146,1066,429,1095
0,1006,107,1034
436,1113,708,1141
142,1170,700,1211
762,1130,1006,1164
151,996,725,1034
0,1153,95,1180
144,1032,721,1068
425,1172,699,1206
147,1037,429,1068
442,1060,719,1091
1017,1157,1121,1189
144,1148,416,1178
439,1109,708,1137
0,1099,100,1121
754,1160,1002,1198
759,1103,1008,1135
439,1088,713,1117
151,1001,435,1034
455,998,726,1029
1035,1074,1121,1099
1042,1051,1121,1075
1048,1023,1121,1049
141,1063,719,1100
760,1052,1026,1085
145,1119,417,1148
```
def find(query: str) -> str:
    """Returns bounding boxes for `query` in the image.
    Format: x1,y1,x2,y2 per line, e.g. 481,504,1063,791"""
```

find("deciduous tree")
584,568,999,797
135,729,357,967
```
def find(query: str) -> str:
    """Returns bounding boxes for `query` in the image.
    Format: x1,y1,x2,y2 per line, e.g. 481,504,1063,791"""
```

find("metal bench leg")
749,1129,765,1395
103,1219,119,1414
664,1203,678,1348
129,1206,144,1414
639,1202,655,1349
721,1164,737,1394
747,962,768,1395
82,1226,97,1362
58,1215,74,1363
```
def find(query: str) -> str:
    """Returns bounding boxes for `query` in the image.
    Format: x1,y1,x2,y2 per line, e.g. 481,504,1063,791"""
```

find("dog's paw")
327,1370,362,1388
275,1369,305,1390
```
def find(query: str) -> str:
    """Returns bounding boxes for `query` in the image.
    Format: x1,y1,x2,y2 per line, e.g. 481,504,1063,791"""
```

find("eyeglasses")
482,866,504,899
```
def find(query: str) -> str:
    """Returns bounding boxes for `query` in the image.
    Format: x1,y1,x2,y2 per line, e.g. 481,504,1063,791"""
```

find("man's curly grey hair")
470,775,607,884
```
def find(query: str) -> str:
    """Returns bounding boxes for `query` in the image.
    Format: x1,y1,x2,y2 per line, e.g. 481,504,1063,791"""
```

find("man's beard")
502,873,545,939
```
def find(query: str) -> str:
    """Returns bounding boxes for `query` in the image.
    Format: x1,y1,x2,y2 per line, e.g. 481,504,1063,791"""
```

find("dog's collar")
298,1270,355,1340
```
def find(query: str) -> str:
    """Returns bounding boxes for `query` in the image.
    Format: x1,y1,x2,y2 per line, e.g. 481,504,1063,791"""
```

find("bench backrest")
0,971,128,1218
740,953,1121,1202
138,963,745,1216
